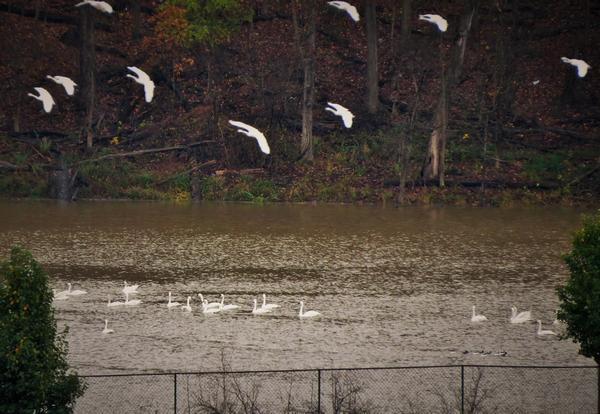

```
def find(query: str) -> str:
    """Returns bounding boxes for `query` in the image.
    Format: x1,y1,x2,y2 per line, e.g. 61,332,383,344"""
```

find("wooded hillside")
1,0,599,205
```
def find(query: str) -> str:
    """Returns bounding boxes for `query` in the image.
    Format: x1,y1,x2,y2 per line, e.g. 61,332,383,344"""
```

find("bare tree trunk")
365,0,378,114
391,0,411,119
423,0,479,185
79,7,96,149
131,0,141,40
292,0,317,162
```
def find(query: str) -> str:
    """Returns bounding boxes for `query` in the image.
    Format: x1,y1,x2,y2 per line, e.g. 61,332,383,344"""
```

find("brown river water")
0,200,595,374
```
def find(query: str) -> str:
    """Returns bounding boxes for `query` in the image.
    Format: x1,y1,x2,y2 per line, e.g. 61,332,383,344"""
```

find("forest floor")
1,1,599,206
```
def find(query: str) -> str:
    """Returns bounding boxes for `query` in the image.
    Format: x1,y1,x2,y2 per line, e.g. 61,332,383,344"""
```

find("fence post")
317,369,322,414
461,365,465,414
174,373,177,414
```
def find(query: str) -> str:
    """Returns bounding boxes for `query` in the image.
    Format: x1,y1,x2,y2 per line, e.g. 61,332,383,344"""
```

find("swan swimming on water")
299,301,321,319
202,300,221,314
66,283,87,296
537,320,557,336
198,294,220,309
510,306,532,323
471,306,487,322
52,289,69,301
252,299,271,315
124,292,141,306
102,319,114,334
181,296,192,312
261,294,280,310
219,294,240,311
167,292,181,308
107,296,125,307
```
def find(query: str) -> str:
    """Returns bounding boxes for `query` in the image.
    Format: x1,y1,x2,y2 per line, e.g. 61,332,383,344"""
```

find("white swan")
471,306,487,322
46,75,77,96
75,0,114,14
325,102,354,128
537,320,557,336
102,319,114,334
299,301,321,318
126,66,155,103
252,298,271,315
107,296,124,307
28,87,56,113
124,292,141,306
202,300,221,314
228,120,271,154
198,293,220,309
66,282,87,296
167,291,181,308
510,306,532,324
122,281,139,294
52,289,69,301
327,1,360,22
261,293,280,310
418,14,448,32
181,296,192,312
561,57,591,78
219,294,240,311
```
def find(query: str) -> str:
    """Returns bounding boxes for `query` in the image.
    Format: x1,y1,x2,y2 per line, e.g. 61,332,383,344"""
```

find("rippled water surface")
0,200,594,374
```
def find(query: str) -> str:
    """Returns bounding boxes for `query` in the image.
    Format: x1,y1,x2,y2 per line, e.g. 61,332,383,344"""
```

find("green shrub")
557,211,600,363
0,247,85,413
524,153,566,182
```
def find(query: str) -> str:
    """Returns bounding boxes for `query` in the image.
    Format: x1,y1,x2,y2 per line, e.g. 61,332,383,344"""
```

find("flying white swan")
561,57,591,78
202,300,221,314
122,281,139,294
261,293,280,310
124,292,141,306
46,75,77,96
181,296,192,312
167,291,181,308
66,282,87,296
252,298,271,315
299,301,321,318
28,87,56,113
107,296,125,307
471,306,487,322
126,66,155,103
537,320,557,336
198,293,221,309
102,319,114,334
327,1,360,22
75,0,113,14
219,294,240,311
325,102,354,128
418,14,448,32
228,120,271,154
510,306,532,324
52,289,69,301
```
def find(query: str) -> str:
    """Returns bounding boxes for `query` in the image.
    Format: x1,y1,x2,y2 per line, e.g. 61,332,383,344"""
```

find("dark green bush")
557,211,600,364
0,247,85,413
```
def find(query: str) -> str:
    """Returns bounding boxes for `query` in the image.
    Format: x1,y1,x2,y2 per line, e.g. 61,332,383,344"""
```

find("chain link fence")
75,365,599,414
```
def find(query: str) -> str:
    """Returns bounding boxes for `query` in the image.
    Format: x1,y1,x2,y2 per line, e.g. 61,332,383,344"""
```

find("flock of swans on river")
53,281,322,335
471,305,561,338
27,1,592,158
53,281,561,338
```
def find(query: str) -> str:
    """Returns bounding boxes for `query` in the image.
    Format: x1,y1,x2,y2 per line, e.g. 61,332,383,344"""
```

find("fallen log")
77,140,216,164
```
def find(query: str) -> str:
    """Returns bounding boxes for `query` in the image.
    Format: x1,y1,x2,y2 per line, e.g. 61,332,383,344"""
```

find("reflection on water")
0,200,594,374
